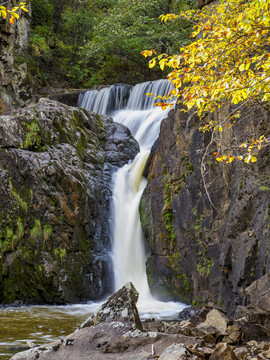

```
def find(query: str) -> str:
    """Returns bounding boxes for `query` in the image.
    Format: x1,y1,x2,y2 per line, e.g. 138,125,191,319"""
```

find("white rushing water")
78,80,186,319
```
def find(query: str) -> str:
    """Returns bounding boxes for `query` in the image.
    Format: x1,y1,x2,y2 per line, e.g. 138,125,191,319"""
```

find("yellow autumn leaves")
215,135,267,164
142,0,270,164
0,2,28,24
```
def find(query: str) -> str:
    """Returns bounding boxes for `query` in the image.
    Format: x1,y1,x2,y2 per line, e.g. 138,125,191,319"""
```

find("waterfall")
78,84,132,115
78,80,186,319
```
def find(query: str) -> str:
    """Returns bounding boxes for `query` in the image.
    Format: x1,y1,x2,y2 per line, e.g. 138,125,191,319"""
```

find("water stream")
0,303,101,360
79,80,186,317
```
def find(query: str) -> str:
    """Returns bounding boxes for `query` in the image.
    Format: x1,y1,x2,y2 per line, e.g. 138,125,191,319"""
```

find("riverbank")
10,283,270,360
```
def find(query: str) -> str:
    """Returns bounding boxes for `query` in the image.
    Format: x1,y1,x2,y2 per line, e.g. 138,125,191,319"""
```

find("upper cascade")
78,80,174,150
78,84,132,115
78,80,173,115
126,80,173,111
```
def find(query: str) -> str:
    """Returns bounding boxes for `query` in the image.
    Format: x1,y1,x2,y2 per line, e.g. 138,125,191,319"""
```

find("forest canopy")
29,0,195,87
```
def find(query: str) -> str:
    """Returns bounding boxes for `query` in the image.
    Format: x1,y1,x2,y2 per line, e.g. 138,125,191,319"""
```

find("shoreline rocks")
10,283,270,360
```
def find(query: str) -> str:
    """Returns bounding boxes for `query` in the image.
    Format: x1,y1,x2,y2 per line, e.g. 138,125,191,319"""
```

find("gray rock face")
0,1,32,112
140,104,270,315
0,98,139,304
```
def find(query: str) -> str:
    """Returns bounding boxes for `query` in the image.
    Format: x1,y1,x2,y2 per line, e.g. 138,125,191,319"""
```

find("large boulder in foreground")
0,98,139,304
81,282,143,331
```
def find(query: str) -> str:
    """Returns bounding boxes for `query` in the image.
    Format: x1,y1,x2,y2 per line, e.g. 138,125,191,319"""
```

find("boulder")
233,273,270,340
234,305,270,341
209,342,238,360
179,303,225,326
245,273,270,312
94,282,143,331
197,309,228,336
159,343,187,360
223,325,242,345
0,99,139,304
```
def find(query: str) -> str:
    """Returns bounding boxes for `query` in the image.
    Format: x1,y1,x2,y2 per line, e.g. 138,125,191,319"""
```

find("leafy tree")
143,0,269,164
29,0,195,87
84,0,194,85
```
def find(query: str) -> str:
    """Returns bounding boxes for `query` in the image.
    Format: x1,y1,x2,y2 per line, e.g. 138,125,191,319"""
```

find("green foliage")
22,120,46,151
32,0,53,28
23,121,40,148
54,247,66,260
29,0,194,87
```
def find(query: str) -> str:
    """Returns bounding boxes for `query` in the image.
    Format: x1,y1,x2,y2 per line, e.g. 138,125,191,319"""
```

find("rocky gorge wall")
0,1,32,113
141,104,270,317
0,98,139,304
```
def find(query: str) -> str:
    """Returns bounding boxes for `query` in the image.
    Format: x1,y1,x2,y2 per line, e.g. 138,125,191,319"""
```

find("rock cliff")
0,98,139,304
141,104,270,316
0,1,32,112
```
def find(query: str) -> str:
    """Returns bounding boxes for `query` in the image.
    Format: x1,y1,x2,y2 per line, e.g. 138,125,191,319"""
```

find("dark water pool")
0,303,100,360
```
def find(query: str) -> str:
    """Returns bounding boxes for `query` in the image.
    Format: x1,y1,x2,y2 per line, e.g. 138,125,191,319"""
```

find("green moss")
30,219,42,241
139,197,148,233
43,225,52,242
54,247,66,261
259,185,270,191
96,114,103,129
8,178,28,212
76,133,87,159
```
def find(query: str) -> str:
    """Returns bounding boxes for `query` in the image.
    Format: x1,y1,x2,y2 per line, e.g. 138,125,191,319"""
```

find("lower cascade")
78,80,186,318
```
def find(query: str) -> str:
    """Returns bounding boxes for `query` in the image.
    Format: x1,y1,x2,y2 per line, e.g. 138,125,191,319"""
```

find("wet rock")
48,89,84,106
0,99,139,304
209,342,239,360
94,282,143,331
178,306,197,322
